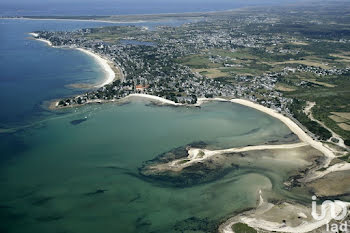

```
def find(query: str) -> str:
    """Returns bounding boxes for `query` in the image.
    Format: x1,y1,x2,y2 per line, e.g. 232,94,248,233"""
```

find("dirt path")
304,101,347,149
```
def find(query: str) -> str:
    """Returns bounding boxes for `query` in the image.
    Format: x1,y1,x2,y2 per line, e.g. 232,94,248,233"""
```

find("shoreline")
3,17,142,24
230,99,336,164
30,33,117,88
48,92,338,166
155,142,309,171
120,94,337,168
126,95,345,233
47,92,337,165
29,33,53,46
28,34,343,231
75,48,116,87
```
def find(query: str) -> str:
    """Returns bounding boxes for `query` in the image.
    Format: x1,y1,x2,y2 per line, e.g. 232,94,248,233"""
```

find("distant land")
1,1,350,232
0,0,298,16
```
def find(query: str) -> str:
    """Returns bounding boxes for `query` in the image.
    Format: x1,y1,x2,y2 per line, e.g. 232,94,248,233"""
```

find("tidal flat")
0,100,307,233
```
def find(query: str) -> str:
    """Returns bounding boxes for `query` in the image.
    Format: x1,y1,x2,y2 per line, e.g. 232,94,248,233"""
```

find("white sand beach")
170,142,308,168
230,99,336,164
76,48,116,87
220,190,350,233
29,33,53,46
130,95,344,233
119,95,337,165
30,33,116,88
221,201,350,233
126,93,182,105
5,17,144,24
306,162,350,181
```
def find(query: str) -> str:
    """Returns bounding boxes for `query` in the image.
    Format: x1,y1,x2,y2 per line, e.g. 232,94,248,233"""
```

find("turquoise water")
0,99,303,233
0,19,189,128
0,19,308,233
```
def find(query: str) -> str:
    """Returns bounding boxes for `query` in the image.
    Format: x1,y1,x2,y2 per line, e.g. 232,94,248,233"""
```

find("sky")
0,0,306,16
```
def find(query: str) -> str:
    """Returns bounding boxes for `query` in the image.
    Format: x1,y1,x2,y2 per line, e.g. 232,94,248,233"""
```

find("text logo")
311,195,348,221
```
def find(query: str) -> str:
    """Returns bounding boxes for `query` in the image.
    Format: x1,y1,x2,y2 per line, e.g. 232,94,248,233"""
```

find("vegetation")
289,99,332,140
345,139,350,146
231,223,257,233
37,0,350,144
339,153,350,163
178,159,190,164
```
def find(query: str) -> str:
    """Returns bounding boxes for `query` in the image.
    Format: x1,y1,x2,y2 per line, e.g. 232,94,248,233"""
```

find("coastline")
30,33,117,88
230,99,336,164
47,92,337,165
30,31,343,232
4,17,143,24
47,90,338,166
125,93,182,105
122,94,338,168
127,95,346,232
29,33,53,46
76,48,116,87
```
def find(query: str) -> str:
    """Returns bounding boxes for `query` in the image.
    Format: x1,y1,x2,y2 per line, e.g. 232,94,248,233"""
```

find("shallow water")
0,19,189,128
0,100,309,233
0,19,310,233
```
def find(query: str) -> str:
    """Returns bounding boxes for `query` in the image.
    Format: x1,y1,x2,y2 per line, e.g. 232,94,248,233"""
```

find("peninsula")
28,2,350,232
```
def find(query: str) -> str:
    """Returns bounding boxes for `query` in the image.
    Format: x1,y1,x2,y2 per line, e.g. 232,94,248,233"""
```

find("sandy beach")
220,199,350,233
230,99,336,164
30,33,116,88
29,33,53,46
96,94,337,166
131,95,344,233
125,93,182,105
4,17,145,24
50,90,337,167
76,48,116,87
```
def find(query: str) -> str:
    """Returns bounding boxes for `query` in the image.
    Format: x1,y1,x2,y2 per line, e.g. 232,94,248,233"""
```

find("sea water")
1,19,305,233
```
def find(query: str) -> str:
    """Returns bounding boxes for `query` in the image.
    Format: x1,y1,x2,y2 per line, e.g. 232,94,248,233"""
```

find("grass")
331,112,350,120
193,68,228,78
329,114,348,123
338,123,350,131
197,150,205,158
339,153,350,163
231,223,257,233
178,55,221,69
283,71,350,141
317,167,328,172
178,159,190,165
275,83,296,92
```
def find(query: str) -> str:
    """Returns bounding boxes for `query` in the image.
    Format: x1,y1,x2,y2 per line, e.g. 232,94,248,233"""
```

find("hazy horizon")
0,0,308,16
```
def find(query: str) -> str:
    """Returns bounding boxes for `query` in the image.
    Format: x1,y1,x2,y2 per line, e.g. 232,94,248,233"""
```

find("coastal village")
2,2,350,233
33,12,350,146
34,25,294,110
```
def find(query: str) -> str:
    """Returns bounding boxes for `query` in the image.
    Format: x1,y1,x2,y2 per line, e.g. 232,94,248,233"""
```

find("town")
33,5,350,145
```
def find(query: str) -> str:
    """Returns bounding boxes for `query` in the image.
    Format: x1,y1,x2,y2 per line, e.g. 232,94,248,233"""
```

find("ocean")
0,0,296,16
0,19,188,128
0,18,309,233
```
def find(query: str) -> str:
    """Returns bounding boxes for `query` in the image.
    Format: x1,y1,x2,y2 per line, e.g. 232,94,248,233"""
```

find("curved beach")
230,99,336,163
76,48,116,87
121,94,335,163
29,33,53,46
30,33,116,88
137,95,336,161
